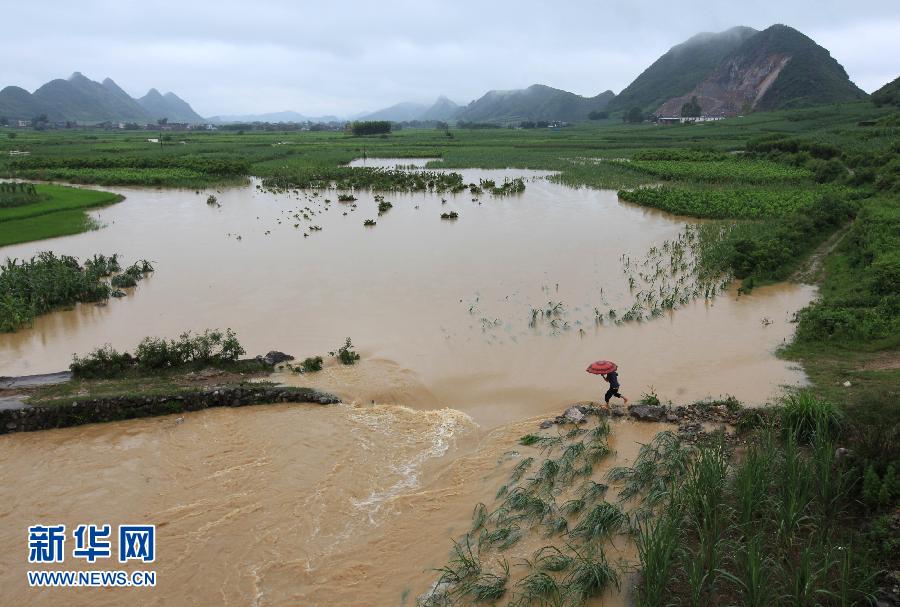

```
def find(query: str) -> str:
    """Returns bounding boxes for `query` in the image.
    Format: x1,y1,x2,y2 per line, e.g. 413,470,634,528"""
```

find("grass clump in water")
570,502,626,543
329,337,360,365
299,356,323,372
564,545,620,603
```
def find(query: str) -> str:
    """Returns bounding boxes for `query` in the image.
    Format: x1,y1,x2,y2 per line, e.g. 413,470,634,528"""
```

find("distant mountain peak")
0,72,205,123
458,83,614,123
137,87,203,122
101,78,131,97
684,26,758,46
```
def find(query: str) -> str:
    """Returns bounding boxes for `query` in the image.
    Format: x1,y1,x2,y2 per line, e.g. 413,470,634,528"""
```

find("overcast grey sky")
2,1,898,117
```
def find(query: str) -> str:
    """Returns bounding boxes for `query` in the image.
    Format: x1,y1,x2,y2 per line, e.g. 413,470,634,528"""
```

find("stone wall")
1,386,340,434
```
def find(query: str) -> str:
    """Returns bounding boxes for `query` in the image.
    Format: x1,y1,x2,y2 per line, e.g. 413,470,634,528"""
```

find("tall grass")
625,421,878,606
781,390,843,444
634,500,683,607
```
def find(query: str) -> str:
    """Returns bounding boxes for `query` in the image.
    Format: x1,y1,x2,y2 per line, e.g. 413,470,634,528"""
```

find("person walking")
586,360,628,405
602,370,628,405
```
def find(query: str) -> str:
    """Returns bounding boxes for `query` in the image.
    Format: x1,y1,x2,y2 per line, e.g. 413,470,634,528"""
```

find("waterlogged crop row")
11,167,219,187
618,186,820,219
263,167,467,193
10,154,249,176
631,149,729,162
622,158,812,184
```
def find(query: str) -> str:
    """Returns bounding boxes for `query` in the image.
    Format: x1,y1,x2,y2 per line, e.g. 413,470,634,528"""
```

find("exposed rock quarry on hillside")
657,53,792,117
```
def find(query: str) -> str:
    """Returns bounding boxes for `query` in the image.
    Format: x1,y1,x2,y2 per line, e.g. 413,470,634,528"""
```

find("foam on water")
348,405,477,521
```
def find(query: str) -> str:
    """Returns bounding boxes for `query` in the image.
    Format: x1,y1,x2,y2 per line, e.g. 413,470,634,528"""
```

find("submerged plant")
466,558,509,602
471,503,488,533
329,337,360,365
570,502,626,543
607,431,693,509
512,571,564,607
529,546,573,573
564,545,620,602
510,457,535,483
299,356,323,372
479,526,522,550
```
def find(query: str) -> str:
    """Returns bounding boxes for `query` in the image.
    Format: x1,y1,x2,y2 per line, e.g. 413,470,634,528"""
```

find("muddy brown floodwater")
0,160,815,606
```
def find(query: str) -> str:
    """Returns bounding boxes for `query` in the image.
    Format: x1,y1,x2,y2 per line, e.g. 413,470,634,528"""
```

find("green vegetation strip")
617,185,823,219
0,183,123,246
69,328,246,378
0,184,121,221
623,158,813,184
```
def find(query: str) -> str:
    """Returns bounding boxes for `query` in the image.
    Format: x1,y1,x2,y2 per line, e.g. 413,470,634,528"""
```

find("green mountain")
0,86,55,121
457,84,614,123
607,26,758,114
33,73,149,123
137,88,204,123
736,25,866,111
653,25,866,117
871,75,900,107
0,73,204,123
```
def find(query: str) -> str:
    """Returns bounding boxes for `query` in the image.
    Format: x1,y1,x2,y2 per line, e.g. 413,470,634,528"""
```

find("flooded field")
0,162,815,605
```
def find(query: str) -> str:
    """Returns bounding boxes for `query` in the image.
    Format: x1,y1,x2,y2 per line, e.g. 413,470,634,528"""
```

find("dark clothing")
606,371,620,389
604,371,622,404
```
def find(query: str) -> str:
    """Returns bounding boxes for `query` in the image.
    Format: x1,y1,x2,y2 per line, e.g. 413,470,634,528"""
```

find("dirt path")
857,350,900,371
792,222,853,284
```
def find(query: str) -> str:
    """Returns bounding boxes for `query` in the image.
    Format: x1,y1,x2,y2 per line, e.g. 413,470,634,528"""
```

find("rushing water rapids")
0,160,815,605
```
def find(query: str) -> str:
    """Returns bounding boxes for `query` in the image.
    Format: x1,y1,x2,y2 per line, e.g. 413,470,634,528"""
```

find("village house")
656,115,726,125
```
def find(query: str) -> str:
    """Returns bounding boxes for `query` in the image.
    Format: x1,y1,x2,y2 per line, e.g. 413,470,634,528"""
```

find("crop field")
621,158,813,184
617,185,825,219
0,184,123,246
2,102,894,190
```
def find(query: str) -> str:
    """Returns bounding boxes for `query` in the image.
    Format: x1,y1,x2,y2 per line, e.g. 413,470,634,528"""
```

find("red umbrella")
586,360,617,375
